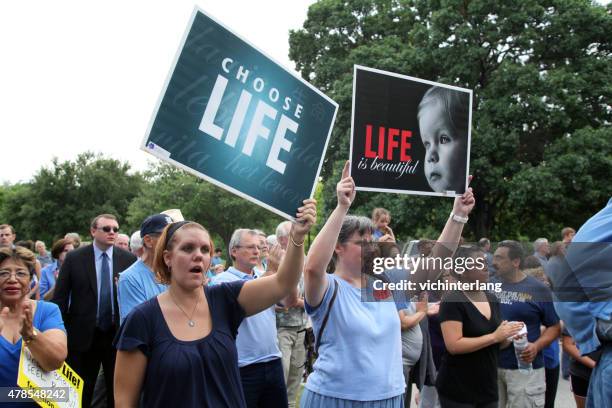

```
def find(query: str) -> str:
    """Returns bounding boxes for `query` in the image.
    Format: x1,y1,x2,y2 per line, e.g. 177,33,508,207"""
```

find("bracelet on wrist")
450,212,468,224
23,329,38,345
289,232,304,247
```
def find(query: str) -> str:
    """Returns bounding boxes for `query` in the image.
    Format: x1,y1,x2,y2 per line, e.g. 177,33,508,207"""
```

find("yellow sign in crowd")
17,343,83,408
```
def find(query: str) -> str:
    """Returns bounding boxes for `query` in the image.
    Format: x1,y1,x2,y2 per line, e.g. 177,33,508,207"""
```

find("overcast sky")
4,1,608,185
0,0,315,184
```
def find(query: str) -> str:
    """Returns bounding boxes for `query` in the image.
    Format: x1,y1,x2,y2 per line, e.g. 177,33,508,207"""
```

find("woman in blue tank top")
301,162,476,407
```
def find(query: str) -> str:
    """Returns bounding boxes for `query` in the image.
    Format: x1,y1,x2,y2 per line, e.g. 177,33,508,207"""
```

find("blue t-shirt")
304,274,405,401
114,281,246,408
39,261,58,298
491,275,560,369
210,267,281,367
117,259,167,325
0,301,66,408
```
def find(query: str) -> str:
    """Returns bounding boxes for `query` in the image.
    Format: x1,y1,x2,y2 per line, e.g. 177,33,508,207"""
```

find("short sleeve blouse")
0,301,65,408
304,274,405,401
114,281,246,408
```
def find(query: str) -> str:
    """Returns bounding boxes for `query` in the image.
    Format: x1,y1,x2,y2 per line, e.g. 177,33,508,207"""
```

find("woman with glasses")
0,246,68,407
113,199,316,408
300,161,476,408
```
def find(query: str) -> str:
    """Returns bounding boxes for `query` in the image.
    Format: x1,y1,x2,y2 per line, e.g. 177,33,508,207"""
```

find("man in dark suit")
53,214,136,408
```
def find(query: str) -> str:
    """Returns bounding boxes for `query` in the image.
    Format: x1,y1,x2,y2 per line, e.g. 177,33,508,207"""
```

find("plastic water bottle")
513,335,533,373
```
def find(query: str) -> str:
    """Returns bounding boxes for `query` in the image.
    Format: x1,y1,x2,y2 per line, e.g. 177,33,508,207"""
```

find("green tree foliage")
0,153,144,244
0,183,31,237
126,163,283,257
289,0,611,240
506,126,612,239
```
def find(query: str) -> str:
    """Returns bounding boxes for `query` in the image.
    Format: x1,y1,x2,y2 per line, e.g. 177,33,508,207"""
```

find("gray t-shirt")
401,302,423,367
276,275,307,327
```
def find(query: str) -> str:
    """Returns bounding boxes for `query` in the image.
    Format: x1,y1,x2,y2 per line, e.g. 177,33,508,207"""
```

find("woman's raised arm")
412,181,476,285
304,161,355,308
238,199,317,316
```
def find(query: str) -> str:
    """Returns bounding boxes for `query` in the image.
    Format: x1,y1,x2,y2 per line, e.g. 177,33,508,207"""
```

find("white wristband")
450,212,468,224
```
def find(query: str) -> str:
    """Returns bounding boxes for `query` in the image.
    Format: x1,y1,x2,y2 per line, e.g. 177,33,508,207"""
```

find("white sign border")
141,6,338,220
349,64,472,198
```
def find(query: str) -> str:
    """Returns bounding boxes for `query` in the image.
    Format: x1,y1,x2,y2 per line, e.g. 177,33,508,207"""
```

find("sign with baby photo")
349,65,472,197
142,7,338,220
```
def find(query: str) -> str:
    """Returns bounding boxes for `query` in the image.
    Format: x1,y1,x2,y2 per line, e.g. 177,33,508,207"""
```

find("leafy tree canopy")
289,0,611,240
0,152,144,244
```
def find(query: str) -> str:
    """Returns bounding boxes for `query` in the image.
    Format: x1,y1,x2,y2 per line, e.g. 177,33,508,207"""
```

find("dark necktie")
98,252,112,331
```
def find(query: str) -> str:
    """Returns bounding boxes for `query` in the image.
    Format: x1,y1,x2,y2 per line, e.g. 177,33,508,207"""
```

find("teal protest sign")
142,7,338,219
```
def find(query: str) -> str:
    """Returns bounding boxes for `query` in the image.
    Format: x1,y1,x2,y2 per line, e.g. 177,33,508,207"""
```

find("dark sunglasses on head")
99,226,119,233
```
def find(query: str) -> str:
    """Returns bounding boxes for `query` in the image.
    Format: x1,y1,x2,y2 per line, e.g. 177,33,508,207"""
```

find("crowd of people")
0,165,610,408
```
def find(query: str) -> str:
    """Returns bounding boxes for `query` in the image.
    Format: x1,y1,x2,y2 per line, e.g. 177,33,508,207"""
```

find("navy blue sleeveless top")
114,281,246,407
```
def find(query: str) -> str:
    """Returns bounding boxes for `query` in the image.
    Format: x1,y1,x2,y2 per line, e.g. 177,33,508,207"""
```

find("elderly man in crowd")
211,228,290,408
114,233,130,251
533,238,550,268
129,230,143,258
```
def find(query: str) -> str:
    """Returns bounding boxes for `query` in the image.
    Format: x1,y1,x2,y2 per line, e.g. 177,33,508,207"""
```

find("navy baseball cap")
140,214,173,238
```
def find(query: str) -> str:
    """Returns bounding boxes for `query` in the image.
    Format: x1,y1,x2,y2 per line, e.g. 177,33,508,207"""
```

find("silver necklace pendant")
188,320,195,327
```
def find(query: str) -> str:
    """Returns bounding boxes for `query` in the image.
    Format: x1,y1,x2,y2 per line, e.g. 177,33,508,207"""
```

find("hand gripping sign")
17,343,83,408
142,7,338,219
350,65,472,197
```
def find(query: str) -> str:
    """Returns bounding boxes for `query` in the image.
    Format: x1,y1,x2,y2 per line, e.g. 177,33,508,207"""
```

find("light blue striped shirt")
211,267,281,367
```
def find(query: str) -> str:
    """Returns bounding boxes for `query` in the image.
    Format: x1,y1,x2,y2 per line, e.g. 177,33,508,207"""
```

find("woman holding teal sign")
114,199,316,408
0,246,68,407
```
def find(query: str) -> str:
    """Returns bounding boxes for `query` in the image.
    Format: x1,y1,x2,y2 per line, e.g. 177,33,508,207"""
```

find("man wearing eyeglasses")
211,228,288,408
52,213,136,408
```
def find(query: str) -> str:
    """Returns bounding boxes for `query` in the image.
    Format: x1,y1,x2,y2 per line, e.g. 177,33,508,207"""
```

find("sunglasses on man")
98,226,119,233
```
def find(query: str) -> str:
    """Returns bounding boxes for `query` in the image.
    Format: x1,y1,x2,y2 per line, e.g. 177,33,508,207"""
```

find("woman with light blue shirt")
301,162,476,407
38,239,74,300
